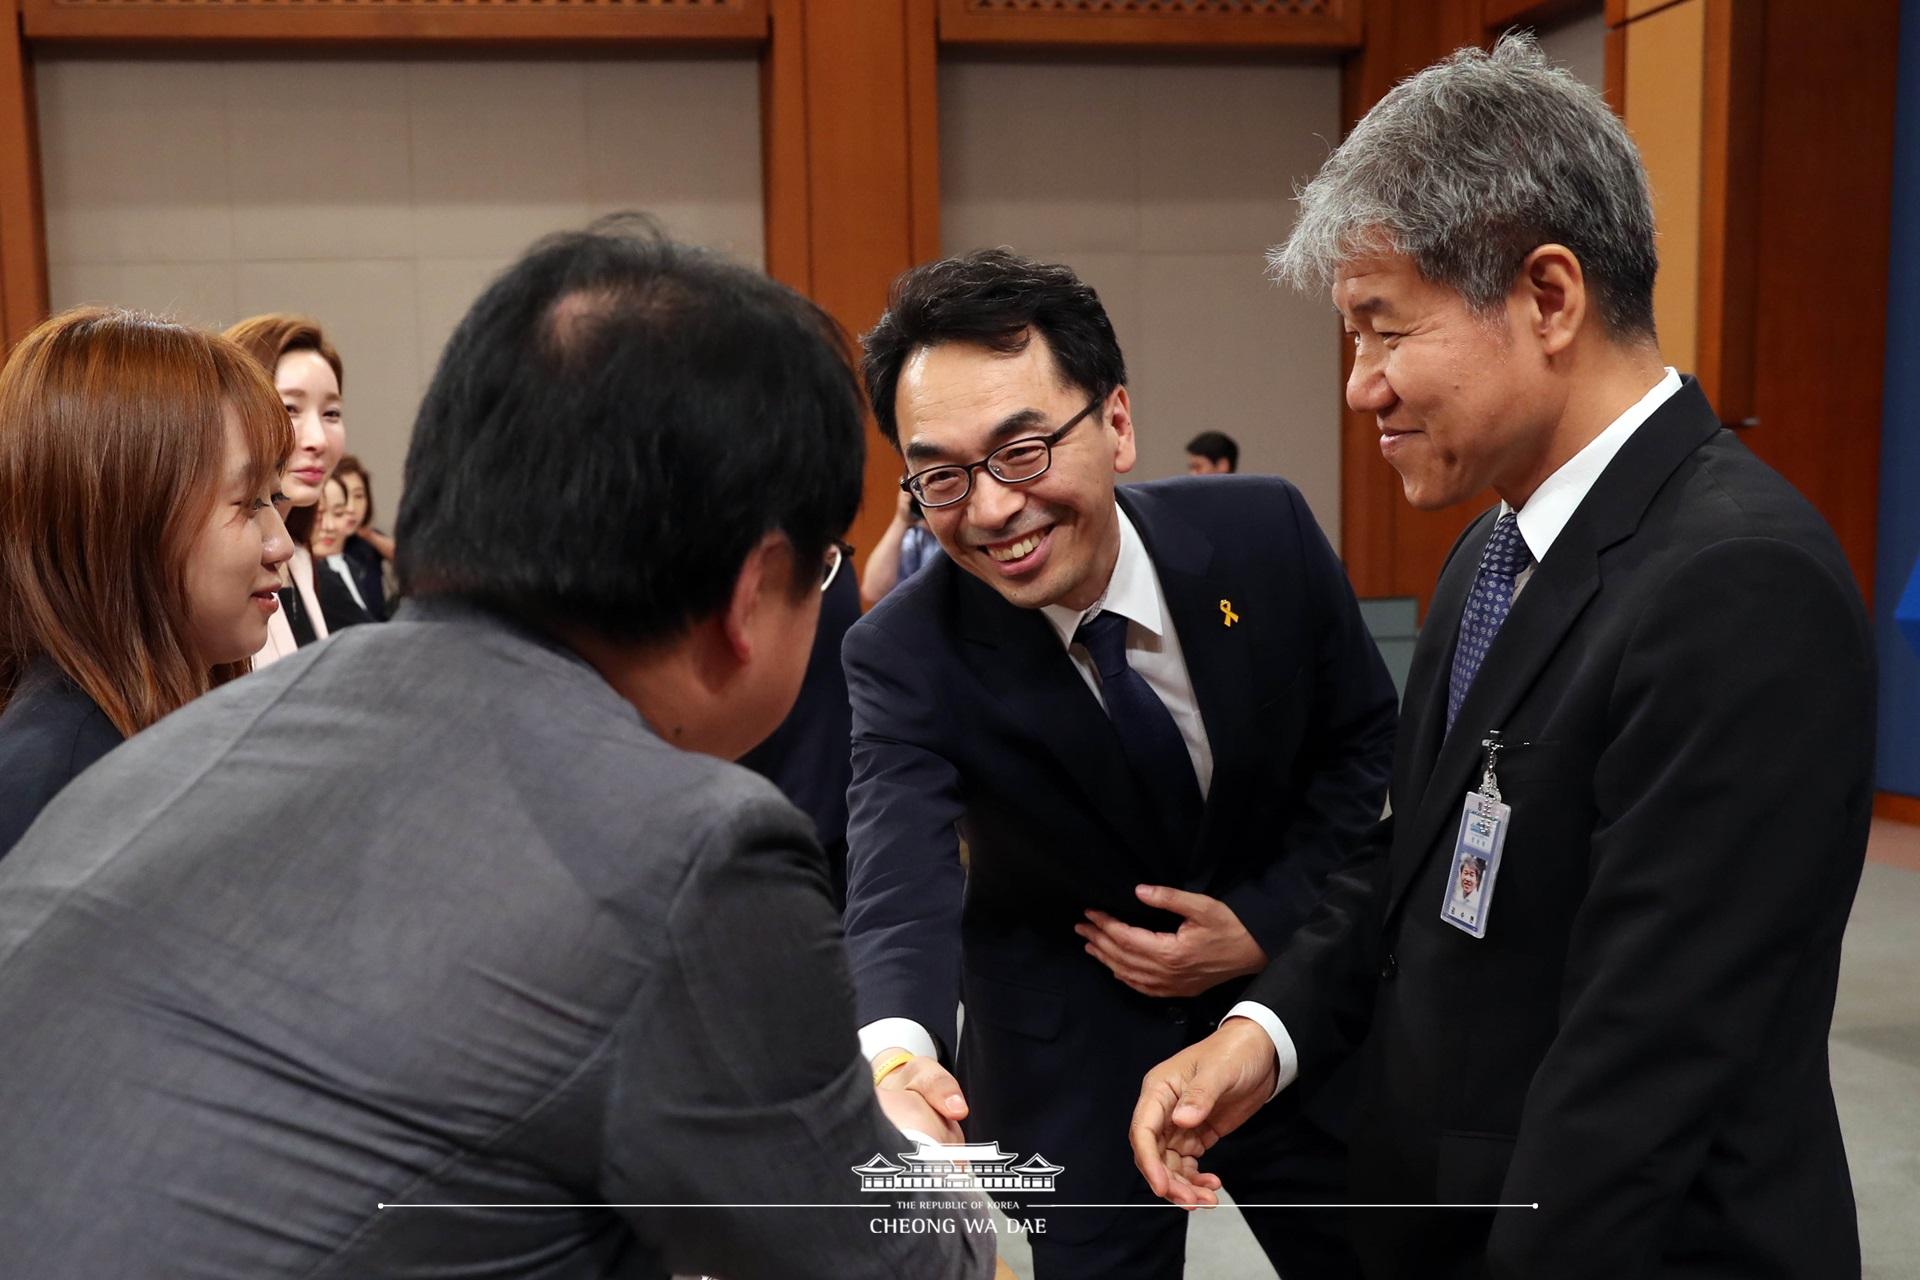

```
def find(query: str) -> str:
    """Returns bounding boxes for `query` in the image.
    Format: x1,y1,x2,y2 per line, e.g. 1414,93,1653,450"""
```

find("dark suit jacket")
282,555,374,646
1248,380,1875,1278
342,536,390,622
0,658,122,858
843,475,1398,1208
741,566,859,907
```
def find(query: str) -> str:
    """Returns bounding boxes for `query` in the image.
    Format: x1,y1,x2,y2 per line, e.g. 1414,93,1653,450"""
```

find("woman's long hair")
0,308,291,736
224,313,343,548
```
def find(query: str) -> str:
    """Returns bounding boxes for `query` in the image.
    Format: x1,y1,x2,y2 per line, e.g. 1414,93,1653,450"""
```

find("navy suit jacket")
842,475,1397,1203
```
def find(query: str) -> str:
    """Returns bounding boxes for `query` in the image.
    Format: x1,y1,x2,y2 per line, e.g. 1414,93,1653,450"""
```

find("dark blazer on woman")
285,558,374,645
0,657,122,857
342,536,389,622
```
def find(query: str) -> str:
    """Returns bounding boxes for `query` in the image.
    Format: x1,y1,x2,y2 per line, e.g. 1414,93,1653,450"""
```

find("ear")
1516,244,1586,358
721,531,791,664
1105,385,1138,476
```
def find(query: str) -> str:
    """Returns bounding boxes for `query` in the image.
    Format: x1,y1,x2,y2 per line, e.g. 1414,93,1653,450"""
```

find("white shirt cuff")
859,1016,939,1067
1224,1000,1299,1101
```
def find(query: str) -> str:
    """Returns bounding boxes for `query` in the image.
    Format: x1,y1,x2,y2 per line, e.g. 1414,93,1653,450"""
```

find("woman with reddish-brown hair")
223,313,346,662
0,307,294,855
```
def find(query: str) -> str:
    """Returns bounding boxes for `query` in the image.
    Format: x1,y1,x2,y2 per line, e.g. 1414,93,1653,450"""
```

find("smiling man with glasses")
840,247,1399,1279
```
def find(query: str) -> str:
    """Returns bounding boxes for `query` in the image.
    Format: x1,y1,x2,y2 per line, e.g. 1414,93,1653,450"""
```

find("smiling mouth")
987,532,1045,563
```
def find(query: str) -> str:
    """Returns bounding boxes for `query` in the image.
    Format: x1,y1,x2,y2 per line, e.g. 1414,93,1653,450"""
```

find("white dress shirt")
1226,368,1683,1097
858,504,1214,1066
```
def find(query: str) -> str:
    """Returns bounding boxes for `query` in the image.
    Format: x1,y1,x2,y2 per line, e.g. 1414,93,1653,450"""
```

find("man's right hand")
873,1049,969,1146
1129,1018,1278,1206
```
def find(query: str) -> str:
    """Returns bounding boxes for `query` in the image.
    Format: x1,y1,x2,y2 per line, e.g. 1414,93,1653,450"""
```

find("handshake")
869,1015,1281,1208
868,885,1274,1168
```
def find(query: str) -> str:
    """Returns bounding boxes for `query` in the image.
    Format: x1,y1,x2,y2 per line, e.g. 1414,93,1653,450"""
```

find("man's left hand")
1075,885,1267,998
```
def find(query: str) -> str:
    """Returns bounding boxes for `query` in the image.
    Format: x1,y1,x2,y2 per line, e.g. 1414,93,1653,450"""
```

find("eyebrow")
904,407,1051,465
1343,296,1396,322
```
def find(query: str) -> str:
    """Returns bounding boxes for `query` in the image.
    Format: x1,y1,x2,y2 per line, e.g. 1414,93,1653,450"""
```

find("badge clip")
1479,731,1505,805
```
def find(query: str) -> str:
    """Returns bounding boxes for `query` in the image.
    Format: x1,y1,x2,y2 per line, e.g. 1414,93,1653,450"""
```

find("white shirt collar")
1040,504,1163,649
1505,367,1682,562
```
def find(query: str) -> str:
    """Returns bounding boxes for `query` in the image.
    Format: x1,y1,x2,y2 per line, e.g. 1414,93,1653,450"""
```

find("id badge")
1441,735,1511,939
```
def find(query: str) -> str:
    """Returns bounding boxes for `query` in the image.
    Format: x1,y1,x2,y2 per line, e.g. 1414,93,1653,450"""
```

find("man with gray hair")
1130,34,1873,1278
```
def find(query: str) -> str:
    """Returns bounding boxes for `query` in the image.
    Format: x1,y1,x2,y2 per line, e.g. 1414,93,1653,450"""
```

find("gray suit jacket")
0,600,989,1280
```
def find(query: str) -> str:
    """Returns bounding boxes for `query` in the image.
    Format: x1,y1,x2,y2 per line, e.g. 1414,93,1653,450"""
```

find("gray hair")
1270,32,1658,341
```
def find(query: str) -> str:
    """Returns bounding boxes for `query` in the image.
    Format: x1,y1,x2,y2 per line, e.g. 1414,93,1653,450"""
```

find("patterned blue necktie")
1447,512,1533,732
1074,609,1204,850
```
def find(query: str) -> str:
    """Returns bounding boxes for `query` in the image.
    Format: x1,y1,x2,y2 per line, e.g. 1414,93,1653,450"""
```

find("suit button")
1380,953,1398,981
1166,1004,1188,1026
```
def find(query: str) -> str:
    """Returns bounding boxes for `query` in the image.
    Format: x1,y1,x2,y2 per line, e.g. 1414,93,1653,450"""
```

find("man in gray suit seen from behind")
0,219,993,1280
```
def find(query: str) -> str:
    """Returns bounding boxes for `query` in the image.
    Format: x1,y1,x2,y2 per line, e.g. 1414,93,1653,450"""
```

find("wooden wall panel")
1625,0,1705,378
764,0,939,569
761,0,809,293
1740,0,1896,600
20,0,768,45
1608,0,1890,601
1338,0,1491,611
0,0,48,349
1603,17,1624,112
1483,0,1595,27
937,0,1361,51
905,0,940,265
1693,0,1761,426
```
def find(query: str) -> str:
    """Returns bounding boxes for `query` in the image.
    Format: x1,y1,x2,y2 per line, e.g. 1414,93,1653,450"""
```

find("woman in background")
332,455,391,621
305,473,375,633
224,314,345,661
0,308,293,855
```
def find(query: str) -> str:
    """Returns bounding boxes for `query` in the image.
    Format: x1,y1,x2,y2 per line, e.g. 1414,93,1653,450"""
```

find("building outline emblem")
853,1141,1064,1193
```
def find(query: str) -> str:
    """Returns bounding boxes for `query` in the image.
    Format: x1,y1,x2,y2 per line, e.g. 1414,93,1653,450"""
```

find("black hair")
396,214,864,644
1185,430,1239,471
860,248,1126,450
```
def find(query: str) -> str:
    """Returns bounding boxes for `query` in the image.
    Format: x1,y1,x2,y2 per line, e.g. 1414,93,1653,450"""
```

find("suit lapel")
1117,487,1252,883
957,573,1172,877
1396,510,1492,822
1385,379,1725,920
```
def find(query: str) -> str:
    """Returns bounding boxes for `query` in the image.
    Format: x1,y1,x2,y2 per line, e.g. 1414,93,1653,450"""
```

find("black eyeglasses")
822,540,854,593
900,393,1104,509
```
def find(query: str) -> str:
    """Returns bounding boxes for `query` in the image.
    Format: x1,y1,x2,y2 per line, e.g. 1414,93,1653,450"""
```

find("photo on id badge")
1443,792,1507,939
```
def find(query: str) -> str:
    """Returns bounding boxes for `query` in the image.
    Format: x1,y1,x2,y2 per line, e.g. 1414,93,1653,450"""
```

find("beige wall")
36,56,765,521
1536,5,1608,95
940,58,1345,544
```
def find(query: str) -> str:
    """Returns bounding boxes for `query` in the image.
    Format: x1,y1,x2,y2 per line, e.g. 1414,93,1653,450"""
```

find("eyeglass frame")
821,539,855,593
898,391,1106,510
